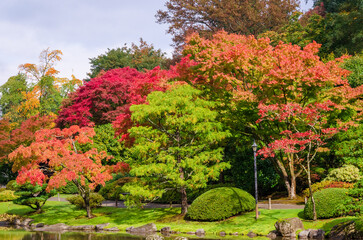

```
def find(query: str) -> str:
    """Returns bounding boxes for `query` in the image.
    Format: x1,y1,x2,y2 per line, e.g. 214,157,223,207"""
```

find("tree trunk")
275,157,298,199
289,176,297,200
180,186,188,215
307,163,317,221
83,190,92,218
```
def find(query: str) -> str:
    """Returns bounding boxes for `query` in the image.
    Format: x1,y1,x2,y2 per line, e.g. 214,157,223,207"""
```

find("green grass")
0,200,360,235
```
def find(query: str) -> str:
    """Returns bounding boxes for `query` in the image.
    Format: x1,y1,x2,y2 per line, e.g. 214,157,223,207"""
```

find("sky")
0,0,314,86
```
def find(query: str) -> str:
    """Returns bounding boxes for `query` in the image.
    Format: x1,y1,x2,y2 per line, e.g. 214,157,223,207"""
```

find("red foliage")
257,101,345,160
0,115,55,166
324,181,354,189
8,126,129,191
56,67,170,132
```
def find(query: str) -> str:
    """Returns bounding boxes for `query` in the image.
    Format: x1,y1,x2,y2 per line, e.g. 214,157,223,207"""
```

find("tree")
343,53,363,88
156,0,299,48
12,182,56,213
15,48,82,121
8,125,129,218
176,31,363,199
0,115,56,184
0,74,27,120
56,67,170,140
88,39,169,79
257,101,347,220
122,84,230,215
260,0,363,58
80,124,126,165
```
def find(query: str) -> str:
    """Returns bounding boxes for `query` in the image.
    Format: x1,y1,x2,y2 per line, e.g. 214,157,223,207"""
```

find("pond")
0,229,271,240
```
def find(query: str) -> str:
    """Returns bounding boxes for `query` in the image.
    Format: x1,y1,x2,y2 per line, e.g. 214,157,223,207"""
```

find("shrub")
0,190,18,202
57,181,78,194
154,183,235,204
304,188,352,219
325,165,361,183
186,187,255,221
67,193,104,209
6,180,17,191
302,181,354,197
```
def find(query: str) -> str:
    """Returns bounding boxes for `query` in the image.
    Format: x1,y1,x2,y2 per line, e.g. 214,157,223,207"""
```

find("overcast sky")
0,0,313,86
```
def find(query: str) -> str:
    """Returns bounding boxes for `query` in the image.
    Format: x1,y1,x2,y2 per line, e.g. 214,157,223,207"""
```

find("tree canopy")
88,39,169,79
56,67,170,133
122,84,230,214
156,0,299,48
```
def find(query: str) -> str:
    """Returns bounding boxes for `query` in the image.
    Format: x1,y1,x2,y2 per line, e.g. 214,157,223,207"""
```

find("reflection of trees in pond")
17,232,145,240
0,231,163,240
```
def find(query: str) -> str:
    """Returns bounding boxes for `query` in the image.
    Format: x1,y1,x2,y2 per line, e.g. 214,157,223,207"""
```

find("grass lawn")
0,200,359,236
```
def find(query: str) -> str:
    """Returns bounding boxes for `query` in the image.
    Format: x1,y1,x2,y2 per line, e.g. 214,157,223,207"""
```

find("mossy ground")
0,200,360,235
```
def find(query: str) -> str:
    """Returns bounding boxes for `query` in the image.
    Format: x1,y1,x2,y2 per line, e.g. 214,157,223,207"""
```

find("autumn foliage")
0,115,56,166
176,31,363,200
9,126,128,191
56,67,171,140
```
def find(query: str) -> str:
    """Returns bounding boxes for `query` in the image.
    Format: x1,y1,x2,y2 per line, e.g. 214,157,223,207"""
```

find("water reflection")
0,231,272,240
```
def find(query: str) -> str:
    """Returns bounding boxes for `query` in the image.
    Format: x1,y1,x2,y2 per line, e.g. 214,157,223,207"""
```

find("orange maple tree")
9,125,129,218
176,31,363,199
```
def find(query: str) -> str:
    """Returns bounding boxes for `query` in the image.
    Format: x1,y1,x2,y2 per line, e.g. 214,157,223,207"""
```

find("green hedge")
304,188,352,219
186,187,255,221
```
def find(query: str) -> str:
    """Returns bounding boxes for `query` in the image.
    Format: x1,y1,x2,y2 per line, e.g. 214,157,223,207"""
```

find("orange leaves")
181,31,353,105
19,49,63,82
9,125,128,192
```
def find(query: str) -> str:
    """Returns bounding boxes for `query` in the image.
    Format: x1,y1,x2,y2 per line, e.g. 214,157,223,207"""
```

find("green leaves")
123,85,230,209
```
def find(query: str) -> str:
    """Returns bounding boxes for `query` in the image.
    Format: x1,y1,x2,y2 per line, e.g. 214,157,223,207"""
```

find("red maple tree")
9,125,129,218
56,67,170,133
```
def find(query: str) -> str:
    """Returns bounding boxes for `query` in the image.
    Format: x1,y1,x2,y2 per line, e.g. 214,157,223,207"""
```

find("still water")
0,230,270,240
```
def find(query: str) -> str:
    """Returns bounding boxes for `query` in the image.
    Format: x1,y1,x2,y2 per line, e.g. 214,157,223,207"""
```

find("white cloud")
0,0,173,85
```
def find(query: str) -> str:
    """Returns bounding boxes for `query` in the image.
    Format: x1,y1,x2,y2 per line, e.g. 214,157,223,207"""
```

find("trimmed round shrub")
186,187,255,221
304,188,352,219
67,193,104,209
0,190,17,202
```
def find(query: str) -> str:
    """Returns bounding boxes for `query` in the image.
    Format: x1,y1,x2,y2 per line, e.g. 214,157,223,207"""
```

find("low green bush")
325,165,361,183
304,188,352,219
0,190,17,202
67,193,104,209
186,187,255,221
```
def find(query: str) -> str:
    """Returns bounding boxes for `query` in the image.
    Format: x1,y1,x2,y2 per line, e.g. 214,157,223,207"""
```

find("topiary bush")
325,165,361,183
186,187,255,221
0,190,18,202
67,193,104,209
304,188,352,219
